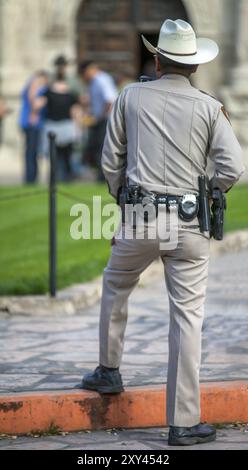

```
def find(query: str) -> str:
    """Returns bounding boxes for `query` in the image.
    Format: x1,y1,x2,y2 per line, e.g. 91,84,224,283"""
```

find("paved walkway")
0,425,247,450
0,249,247,393
0,251,248,393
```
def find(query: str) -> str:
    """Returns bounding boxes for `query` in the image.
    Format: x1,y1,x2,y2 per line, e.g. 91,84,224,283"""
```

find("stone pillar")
219,0,248,170
228,0,248,94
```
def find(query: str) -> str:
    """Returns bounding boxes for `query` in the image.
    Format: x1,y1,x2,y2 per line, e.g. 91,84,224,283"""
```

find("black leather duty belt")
125,192,200,224
128,194,186,205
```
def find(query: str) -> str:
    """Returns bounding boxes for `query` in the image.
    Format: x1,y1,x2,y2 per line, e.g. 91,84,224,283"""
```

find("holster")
210,189,226,240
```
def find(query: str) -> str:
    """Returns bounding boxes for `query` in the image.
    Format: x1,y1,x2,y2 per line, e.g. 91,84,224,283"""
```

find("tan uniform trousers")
99,223,210,427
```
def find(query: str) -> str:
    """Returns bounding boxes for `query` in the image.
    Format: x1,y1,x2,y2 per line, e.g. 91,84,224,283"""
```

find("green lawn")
224,184,248,232
0,183,114,295
0,182,247,295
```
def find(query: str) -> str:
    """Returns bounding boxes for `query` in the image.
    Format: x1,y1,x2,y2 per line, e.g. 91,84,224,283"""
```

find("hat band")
157,46,197,57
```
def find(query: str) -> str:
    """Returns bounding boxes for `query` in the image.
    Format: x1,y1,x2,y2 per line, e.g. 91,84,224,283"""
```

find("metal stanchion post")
48,132,57,297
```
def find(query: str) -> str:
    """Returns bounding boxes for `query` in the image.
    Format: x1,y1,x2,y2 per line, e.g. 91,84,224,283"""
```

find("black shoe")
168,422,216,446
81,365,124,394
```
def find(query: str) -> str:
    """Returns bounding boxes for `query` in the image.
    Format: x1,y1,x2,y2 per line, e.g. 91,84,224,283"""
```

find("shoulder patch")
221,105,231,123
199,89,219,101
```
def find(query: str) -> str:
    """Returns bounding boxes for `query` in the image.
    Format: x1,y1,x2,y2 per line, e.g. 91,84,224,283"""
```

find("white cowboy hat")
142,19,219,65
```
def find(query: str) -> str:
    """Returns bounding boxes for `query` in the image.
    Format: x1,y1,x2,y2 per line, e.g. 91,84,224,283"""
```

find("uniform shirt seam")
136,88,141,181
189,100,196,188
163,93,168,186
208,106,222,151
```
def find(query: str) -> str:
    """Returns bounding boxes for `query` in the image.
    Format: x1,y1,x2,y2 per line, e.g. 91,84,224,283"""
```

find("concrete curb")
0,381,247,435
0,259,162,316
0,278,103,316
1,230,248,316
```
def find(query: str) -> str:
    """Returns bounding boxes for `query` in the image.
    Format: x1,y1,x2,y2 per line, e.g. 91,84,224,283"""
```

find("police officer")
82,19,245,446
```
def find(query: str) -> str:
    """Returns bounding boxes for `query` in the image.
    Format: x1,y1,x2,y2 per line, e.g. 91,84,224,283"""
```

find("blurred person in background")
0,96,12,145
53,54,84,100
19,71,49,184
0,96,10,120
78,60,118,181
52,54,86,179
36,68,82,182
53,55,69,81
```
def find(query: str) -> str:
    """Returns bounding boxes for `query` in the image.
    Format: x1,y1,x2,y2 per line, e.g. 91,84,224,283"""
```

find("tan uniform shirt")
101,73,245,198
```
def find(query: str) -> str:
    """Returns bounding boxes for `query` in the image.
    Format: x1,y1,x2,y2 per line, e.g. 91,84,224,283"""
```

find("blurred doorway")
139,33,158,78
76,0,189,81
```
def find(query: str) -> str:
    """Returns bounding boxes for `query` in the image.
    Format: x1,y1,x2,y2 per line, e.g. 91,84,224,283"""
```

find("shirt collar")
160,73,191,85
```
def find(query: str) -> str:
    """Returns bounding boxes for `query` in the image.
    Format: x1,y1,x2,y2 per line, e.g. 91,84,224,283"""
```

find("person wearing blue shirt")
78,61,118,181
19,71,48,183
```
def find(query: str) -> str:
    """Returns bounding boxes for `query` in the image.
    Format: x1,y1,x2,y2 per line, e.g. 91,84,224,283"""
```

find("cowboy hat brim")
141,35,219,65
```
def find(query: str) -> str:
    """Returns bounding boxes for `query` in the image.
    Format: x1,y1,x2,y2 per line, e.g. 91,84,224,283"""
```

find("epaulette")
199,89,231,123
199,89,219,101
220,105,231,123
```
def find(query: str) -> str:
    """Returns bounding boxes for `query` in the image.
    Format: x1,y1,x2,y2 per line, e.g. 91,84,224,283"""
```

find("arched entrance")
76,0,189,79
